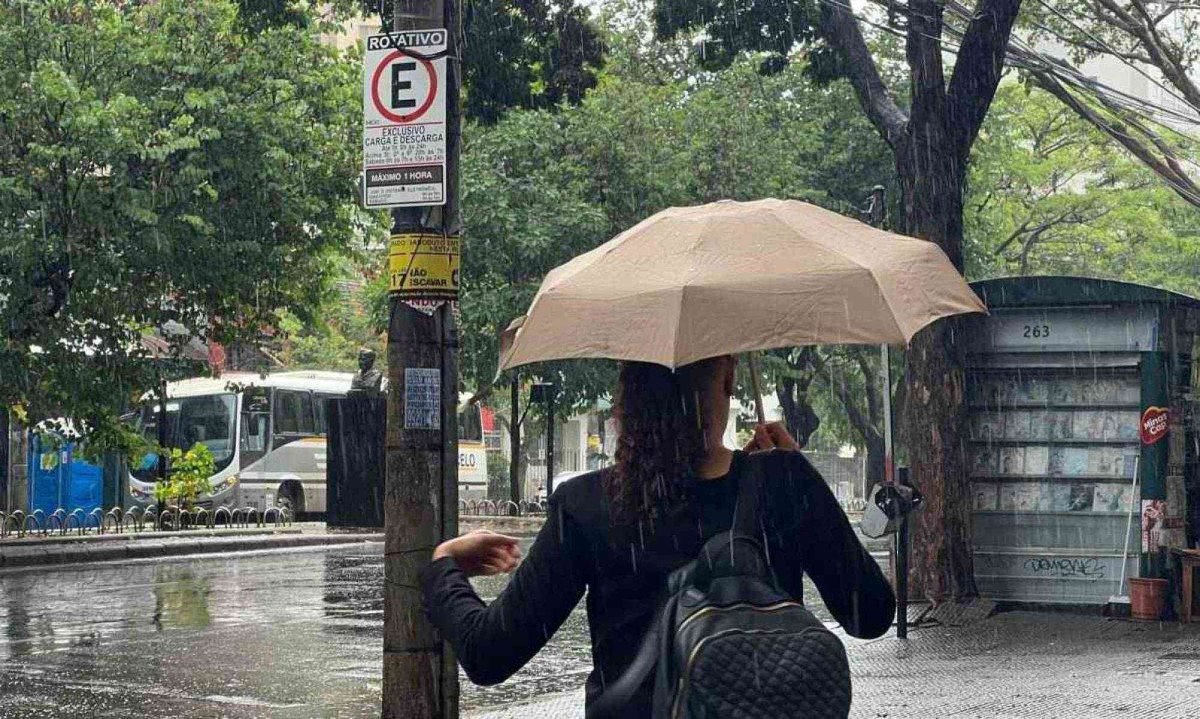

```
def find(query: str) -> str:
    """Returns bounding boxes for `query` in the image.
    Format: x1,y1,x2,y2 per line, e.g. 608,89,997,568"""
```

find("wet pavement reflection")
0,540,835,717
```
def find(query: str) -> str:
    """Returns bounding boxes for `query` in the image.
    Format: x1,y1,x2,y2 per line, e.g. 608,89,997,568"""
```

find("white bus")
128,372,489,512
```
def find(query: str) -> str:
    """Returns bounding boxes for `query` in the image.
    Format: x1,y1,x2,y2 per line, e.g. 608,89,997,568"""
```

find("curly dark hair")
605,359,723,525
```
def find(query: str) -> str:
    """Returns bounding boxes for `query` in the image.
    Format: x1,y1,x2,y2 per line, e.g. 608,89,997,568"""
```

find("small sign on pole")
387,231,459,314
362,30,448,208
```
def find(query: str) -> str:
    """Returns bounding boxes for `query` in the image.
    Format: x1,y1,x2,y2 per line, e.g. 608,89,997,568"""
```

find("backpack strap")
586,570,686,719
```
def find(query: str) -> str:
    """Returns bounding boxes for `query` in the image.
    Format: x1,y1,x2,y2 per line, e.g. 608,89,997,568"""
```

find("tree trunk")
776,377,821,448
896,133,978,602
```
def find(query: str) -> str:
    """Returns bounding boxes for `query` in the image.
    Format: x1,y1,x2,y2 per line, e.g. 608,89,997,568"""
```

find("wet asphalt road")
0,541,839,718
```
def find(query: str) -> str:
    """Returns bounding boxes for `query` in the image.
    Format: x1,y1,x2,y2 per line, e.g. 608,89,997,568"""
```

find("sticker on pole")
362,30,447,208
387,232,459,313
404,367,441,430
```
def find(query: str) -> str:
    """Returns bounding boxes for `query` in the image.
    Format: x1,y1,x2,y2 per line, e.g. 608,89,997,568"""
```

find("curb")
0,532,384,570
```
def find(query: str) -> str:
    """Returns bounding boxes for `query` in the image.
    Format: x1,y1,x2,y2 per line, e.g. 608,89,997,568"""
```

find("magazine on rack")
1028,410,1049,440
1024,446,1049,475
1048,411,1073,440
998,484,1019,511
1044,483,1072,512
1006,411,1033,440
971,412,1004,441
1017,377,1050,403
1013,483,1040,512
970,446,998,475
1049,379,1077,405
1068,483,1095,511
999,447,1024,475
1093,483,1133,513
1087,447,1126,477
973,483,998,511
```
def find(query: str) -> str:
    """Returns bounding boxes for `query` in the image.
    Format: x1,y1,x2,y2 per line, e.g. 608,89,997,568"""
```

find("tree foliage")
457,52,894,411
0,0,383,439
1017,1,1200,207
462,0,605,124
966,83,1200,289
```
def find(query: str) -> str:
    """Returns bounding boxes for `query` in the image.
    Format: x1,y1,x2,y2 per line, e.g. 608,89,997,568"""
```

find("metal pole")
868,185,907,638
545,388,555,496
882,342,909,637
157,378,168,483
509,376,520,505
383,1,461,718
1,407,9,512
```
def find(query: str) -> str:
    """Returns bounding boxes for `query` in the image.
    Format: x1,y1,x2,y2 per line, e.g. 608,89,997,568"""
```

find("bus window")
274,389,314,438
240,387,271,468
458,405,483,443
133,394,236,481
241,413,268,453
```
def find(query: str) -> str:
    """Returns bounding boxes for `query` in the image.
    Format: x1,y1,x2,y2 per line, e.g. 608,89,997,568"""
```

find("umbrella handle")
745,353,767,425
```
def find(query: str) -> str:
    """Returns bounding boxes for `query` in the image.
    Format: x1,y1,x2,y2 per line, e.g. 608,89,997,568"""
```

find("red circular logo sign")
1141,406,1168,445
371,50,437,124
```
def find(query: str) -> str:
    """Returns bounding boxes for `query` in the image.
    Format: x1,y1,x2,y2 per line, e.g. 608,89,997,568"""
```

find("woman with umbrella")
420,200,985,716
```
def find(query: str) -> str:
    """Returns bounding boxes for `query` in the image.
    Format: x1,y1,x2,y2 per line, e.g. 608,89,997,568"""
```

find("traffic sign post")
363,29,448,208
375,4,461,719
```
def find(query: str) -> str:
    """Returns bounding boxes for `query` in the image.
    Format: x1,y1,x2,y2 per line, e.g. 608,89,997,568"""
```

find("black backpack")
592,449,852,718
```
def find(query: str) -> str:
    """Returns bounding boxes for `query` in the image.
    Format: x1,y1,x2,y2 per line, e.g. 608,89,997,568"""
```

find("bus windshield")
458,405,483,443
133,393,237,480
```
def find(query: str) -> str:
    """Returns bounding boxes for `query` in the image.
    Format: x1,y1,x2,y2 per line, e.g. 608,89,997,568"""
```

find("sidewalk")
0,522,382,570
465,610,1200,719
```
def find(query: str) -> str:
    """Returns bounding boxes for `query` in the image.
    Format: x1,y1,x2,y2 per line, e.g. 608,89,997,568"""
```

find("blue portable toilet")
27,434,104,519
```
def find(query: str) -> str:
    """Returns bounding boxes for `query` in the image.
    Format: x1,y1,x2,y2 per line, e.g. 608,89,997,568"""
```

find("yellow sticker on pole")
388,233,460,301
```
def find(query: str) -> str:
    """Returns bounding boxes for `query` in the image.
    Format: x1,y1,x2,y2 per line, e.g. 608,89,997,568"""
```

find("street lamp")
529,382,556,496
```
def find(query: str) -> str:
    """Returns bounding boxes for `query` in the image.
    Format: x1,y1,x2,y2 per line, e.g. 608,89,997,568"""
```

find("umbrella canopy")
499,198,985,371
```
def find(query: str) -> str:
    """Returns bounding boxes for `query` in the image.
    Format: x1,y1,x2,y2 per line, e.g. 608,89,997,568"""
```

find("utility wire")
809,0,1200,204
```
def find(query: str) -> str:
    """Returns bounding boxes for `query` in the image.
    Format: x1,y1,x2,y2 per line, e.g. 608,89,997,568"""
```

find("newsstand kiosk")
964,277,1200,608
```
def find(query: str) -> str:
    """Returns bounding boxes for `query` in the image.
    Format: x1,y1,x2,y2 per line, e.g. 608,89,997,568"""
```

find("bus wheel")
276,482,305,518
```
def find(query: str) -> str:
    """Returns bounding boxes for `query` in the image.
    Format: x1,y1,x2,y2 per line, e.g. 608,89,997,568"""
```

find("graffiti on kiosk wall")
1022,557,1106,580
978,553,1108,580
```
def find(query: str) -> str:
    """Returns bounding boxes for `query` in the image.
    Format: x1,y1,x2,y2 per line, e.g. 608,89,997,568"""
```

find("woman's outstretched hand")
432,529,522,577
744,421,802,452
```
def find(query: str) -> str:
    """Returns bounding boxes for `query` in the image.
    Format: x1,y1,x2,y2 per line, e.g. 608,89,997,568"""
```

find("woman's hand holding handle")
743,421,802,452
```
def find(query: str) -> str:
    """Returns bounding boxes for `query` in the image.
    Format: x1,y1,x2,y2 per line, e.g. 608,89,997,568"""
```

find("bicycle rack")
47,509,67,536
65,509,86,535
103,507,124,534
213,506,234,528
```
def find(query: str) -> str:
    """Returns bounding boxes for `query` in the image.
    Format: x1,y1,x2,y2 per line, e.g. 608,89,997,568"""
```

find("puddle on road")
0,540,837,717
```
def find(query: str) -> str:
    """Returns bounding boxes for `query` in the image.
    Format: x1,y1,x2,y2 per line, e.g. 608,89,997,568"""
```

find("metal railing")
457,499,547,517
0,505,293,540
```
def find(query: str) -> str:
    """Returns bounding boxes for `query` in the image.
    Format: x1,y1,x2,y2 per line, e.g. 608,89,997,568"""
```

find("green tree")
1020,1,1200,208
462,0,605,124
275,258,387,371
966,84,1200,287
656,0,1025,601
458,109,613,407
0,0,384,446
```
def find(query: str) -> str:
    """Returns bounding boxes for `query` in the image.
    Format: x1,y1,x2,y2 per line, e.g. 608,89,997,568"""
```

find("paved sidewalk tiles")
465,611,1200,719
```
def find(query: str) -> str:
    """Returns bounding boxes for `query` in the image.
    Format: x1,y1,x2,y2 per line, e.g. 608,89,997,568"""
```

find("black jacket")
421,449,896,715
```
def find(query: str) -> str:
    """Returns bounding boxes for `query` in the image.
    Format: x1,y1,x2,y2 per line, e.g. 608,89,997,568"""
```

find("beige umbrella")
499,199,985,379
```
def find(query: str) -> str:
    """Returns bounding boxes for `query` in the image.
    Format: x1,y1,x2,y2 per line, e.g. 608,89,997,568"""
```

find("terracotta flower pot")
1129,577,1168,621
